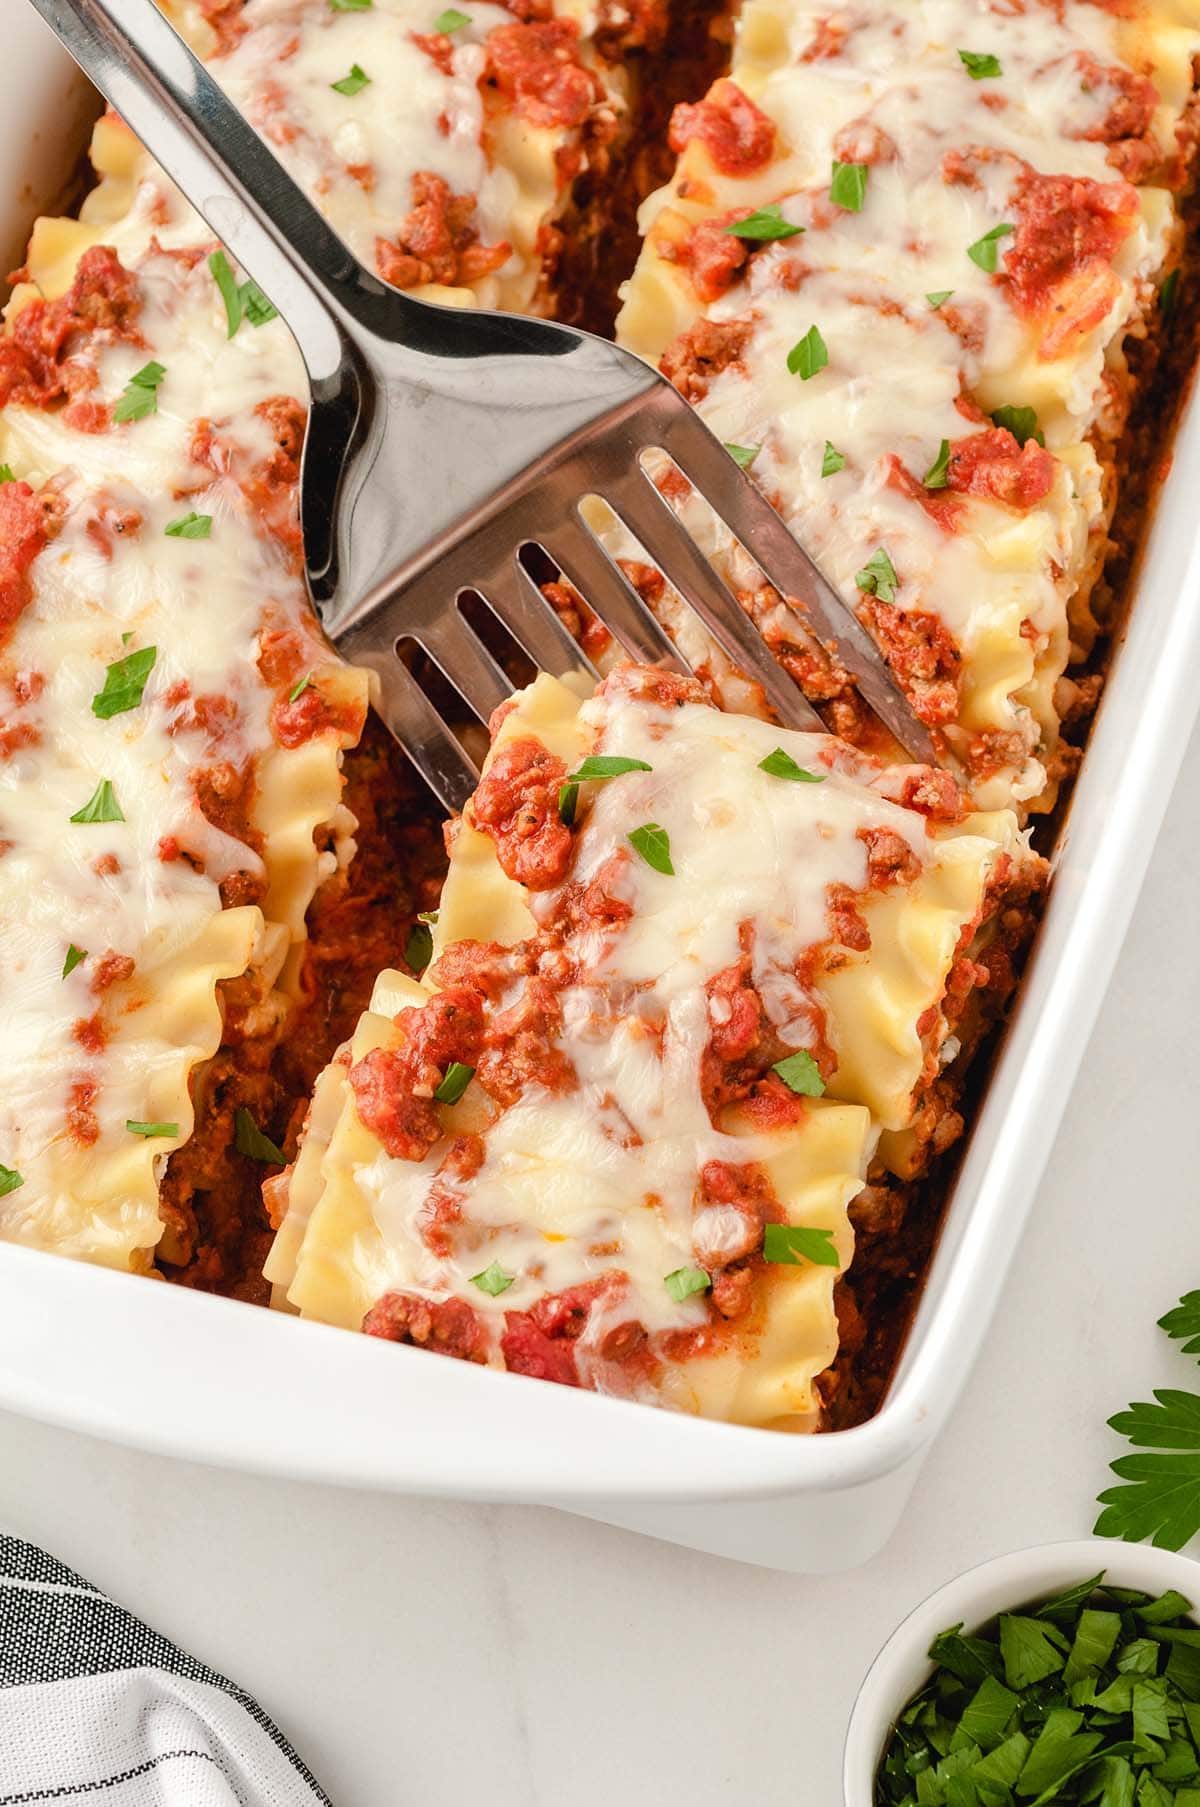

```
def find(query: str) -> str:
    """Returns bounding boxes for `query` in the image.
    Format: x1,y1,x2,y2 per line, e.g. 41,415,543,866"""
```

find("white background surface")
2,724,1199,1806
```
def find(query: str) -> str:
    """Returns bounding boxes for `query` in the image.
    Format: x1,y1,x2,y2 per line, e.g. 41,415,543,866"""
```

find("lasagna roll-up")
615,0,1200,810
267,668,1042,1428
0,114,366,1268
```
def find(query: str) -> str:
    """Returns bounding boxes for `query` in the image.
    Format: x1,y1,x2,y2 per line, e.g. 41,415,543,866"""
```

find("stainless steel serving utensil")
29,0,937,809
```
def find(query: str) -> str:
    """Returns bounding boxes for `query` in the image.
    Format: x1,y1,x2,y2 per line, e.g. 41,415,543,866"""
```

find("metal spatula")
30,0,936,810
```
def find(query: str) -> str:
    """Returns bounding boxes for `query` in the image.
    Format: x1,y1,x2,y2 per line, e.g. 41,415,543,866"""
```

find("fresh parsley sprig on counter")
1096,1292,1200,1551
876,1574,1200,1806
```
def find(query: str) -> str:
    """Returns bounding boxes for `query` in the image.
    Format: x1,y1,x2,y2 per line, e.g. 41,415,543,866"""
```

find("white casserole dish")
2,13,1199,1574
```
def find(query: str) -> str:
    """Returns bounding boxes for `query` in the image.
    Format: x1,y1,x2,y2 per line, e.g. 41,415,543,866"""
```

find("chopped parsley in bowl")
844,1542,1200,1807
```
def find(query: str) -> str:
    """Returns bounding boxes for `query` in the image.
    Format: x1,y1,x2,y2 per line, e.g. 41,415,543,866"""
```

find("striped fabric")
0,1536,328,1805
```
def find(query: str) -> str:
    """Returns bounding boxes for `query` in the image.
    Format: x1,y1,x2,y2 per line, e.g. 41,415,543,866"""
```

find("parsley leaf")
434,1062,475,1105
558,782,578,826
165,511,212,539
209,249,242,337
288,672,313,703
210,251,277,333
126,1120,179,1138
959,49,1002,78
830,160,868,212
234,1107,285,1164
723,203,803,242
787,324,828,380
664,1266,710,1303
433,5,470,25
92,645,157,720
968,223,1015,273
471,1261,514,1296
758,747,824,783
332,62,371,94
1096,1390,1200,1549
69,779,124,824
771,1050,826,1096
112,361,165,424
0,1164,23,1197
992,403,1045,448
331,0,373,10
0,464,14,483
1160,1292,1200,1358
405,920,433,974
628,822,673,874
762,1223,839,1267
566,755,652,782
821,440,845,478
923,438,951,490
926,290,953,308
724,442,760,470
999,1614,1068,1689
959,1674,1019,1750
61,944,87,979
855,546,898,604
239,280,278,326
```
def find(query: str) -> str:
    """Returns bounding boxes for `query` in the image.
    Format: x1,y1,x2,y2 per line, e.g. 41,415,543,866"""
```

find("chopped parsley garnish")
164,511,212,539
433,6,470,26
787,325,828,381
829,160,868,212
992,404,1045,448
0,464,14,483
1096,1291,1200,1550
762,1224,840,1267
126,1120,178,1138
240,280,278,326
771,1050,826,1095
1161,268,1181,318
567,755,652,782
628,822,673,875
209,250,242,337
758,748,824,784
209,250,278,335
331,0,372,10
332,62,371,94
92,645,157,720
876,1574,1200,1807
958,48,1002,78
557,754,651,826
722,203,803,242
923,438,952,490
0,1164,23,1197
926,290,953,309
821,440,845,478
61,944,87,979
665,1267,711,1304
234,1107,285,1164
855,546,899,605
471,1262,514,1297
112,361,166,424
69,779,124,825
724,442,761,470
288,672,313,703
434,1062,475,1105
405,921,433,974
968,223,1015,274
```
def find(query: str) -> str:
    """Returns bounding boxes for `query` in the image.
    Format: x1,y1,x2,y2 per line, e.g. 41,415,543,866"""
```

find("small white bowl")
844,1537,1200,1806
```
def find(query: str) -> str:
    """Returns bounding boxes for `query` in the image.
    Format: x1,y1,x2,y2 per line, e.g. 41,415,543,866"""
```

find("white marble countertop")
3,720,1199,1807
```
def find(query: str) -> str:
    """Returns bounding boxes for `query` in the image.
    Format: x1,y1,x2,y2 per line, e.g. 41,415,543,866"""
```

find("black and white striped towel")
0,1536,330,1805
